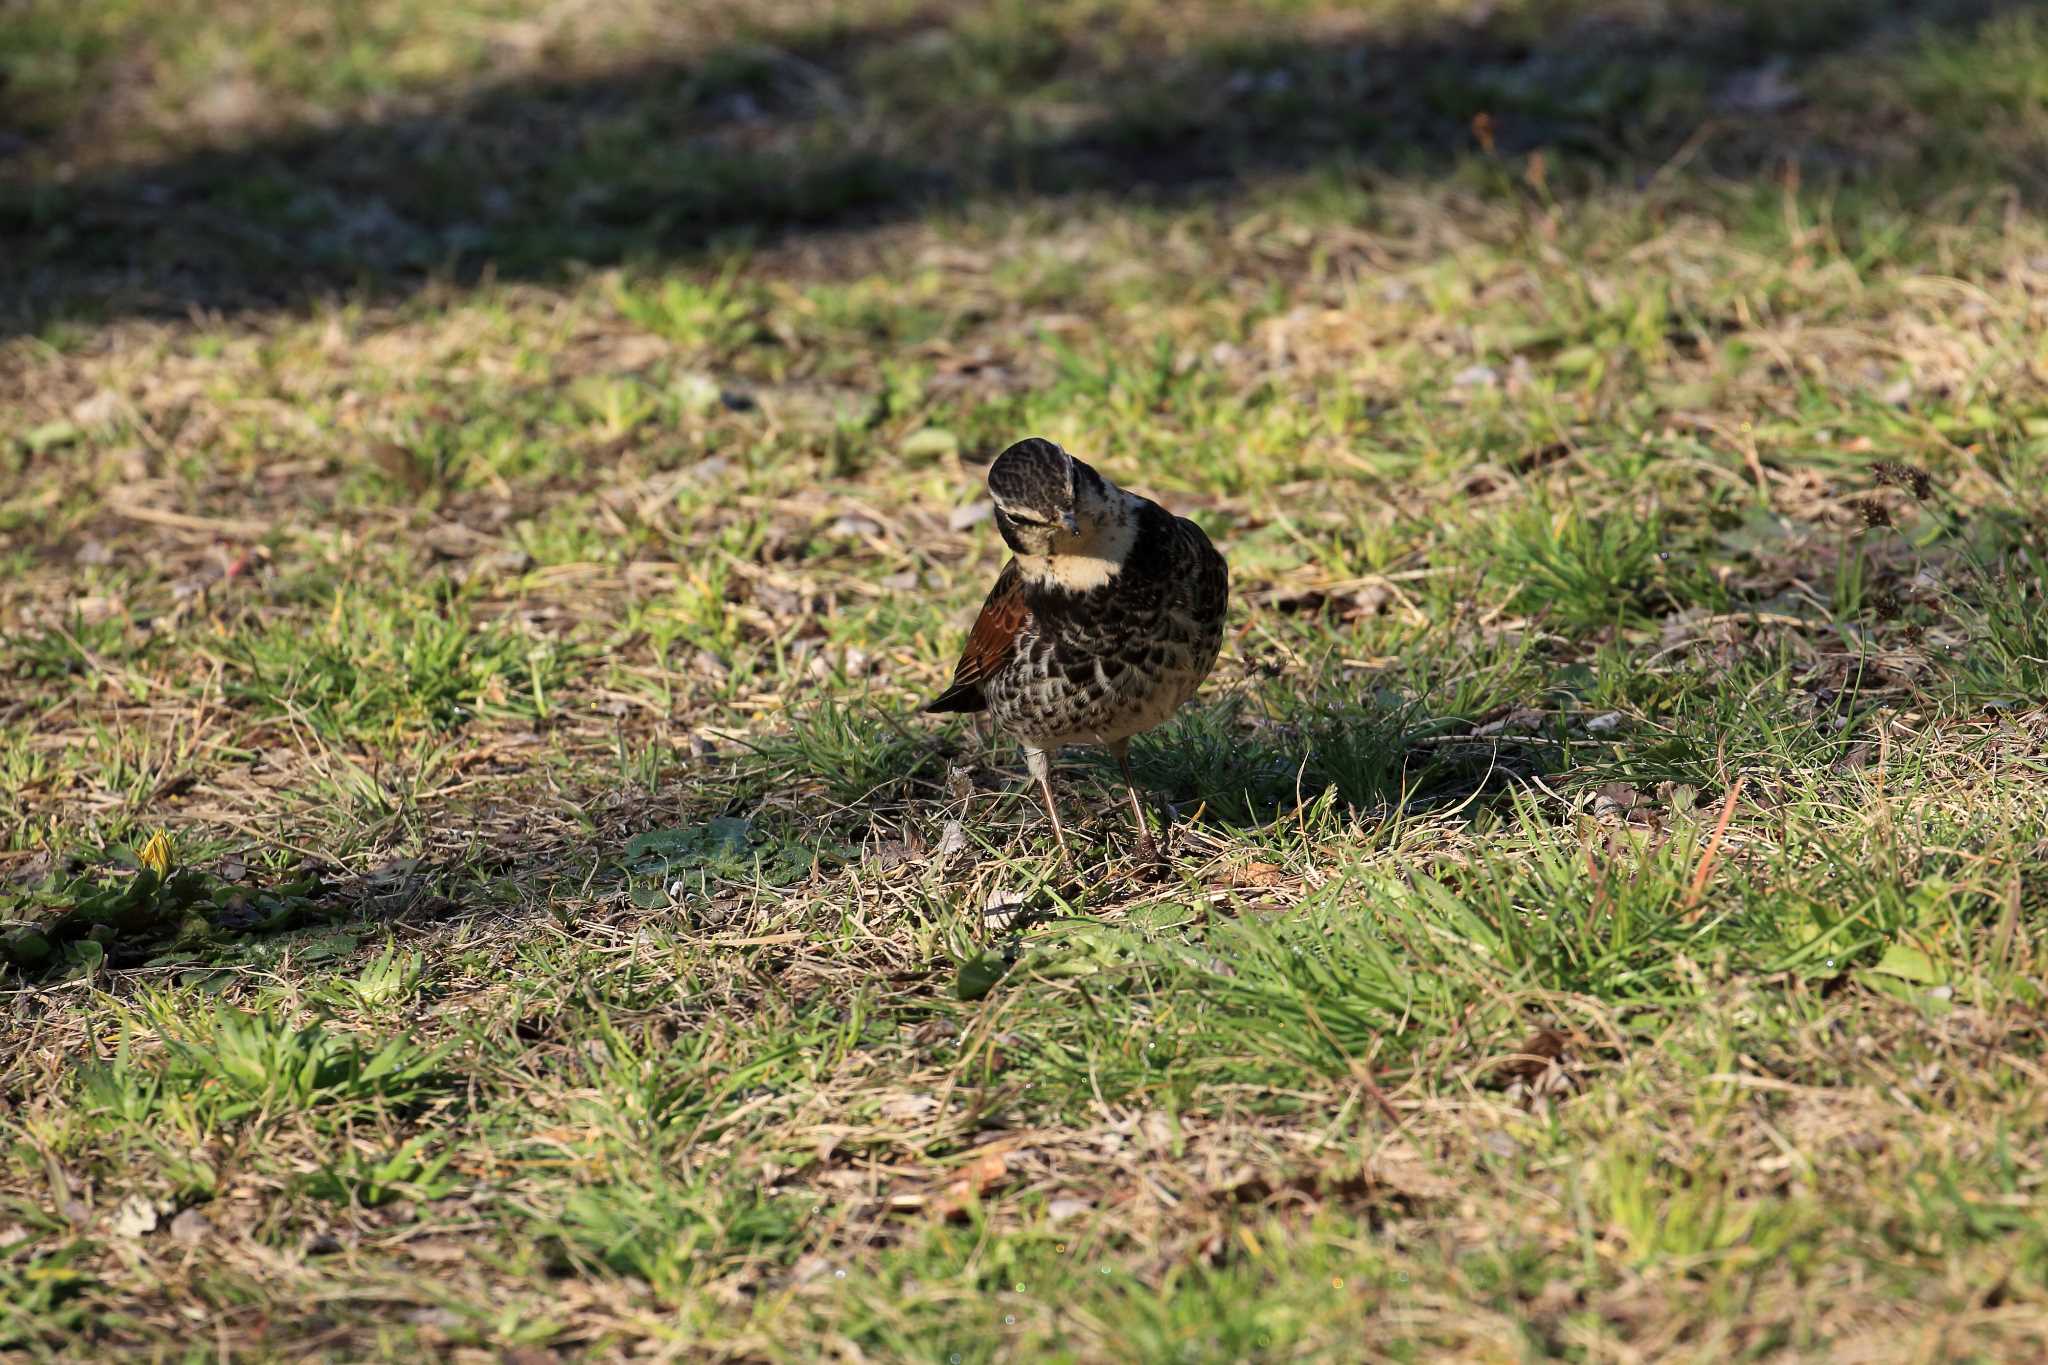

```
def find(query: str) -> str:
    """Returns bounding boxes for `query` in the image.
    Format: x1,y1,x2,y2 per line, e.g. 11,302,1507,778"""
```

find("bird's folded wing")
924,559,1027,713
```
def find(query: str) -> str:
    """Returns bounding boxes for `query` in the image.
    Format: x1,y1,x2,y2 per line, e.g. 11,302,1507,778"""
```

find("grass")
4,0,2048,1359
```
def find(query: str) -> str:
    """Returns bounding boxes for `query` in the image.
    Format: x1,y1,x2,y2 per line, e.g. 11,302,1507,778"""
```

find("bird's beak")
1058,509,1079,535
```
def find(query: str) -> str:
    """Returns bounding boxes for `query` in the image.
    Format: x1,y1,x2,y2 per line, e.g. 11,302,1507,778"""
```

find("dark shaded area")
0,840,505,982
2,0,2037,336
1125,695,1567,832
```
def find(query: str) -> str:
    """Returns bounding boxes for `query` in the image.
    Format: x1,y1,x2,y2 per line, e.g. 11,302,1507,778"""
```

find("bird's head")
986,437,1120,558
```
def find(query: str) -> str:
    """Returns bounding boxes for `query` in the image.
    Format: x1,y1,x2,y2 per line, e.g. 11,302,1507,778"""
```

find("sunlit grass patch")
80,997,450,1135
1479,497,1701,629
1949,543,2048,704
221,591,570,739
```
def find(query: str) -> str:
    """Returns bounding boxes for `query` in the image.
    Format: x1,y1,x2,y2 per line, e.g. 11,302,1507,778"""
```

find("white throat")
1017,490,1141,593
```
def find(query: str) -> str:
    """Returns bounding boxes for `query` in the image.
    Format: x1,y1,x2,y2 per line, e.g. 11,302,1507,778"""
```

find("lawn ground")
4,1,2048,1359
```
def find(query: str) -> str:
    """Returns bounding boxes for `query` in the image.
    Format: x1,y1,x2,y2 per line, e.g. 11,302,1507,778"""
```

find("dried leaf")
1228,862,1283,888
933,1148,1009,1220
109,1194,167,1238
168,1208,213,1244
948,501,993,531
1591,782,1657,828
1488,1027,1570,1086
879,1092,939,1122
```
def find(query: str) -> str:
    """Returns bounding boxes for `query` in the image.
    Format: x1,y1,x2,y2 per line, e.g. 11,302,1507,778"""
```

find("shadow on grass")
4,0,2039,334
0,696,965,984
0,833,552,984
1112,694,1565,832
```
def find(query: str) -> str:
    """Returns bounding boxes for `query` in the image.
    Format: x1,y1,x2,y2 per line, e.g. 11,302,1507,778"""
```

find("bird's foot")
1132,830,1167,878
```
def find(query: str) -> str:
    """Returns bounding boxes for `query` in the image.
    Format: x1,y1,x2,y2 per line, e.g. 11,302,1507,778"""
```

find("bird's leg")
1024,746,1070,863
1112,739,1161,866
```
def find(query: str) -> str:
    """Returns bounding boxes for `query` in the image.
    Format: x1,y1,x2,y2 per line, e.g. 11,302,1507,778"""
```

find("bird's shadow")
1110,695,1565,836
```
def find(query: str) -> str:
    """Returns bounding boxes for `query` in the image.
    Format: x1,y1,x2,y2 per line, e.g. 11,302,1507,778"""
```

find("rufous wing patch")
924,559,1029,713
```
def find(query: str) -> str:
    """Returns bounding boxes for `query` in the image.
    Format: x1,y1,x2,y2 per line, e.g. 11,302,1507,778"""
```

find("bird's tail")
922,683,987,714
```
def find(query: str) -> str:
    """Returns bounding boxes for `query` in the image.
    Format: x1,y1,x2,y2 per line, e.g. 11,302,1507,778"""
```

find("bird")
924,437,1228,863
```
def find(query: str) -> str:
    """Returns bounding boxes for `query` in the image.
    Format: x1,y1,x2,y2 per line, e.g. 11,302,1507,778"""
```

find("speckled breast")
989,513,1227,750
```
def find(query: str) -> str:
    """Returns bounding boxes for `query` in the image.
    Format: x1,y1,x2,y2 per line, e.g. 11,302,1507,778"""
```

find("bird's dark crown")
984,437,1124,559
986,437,1073,517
